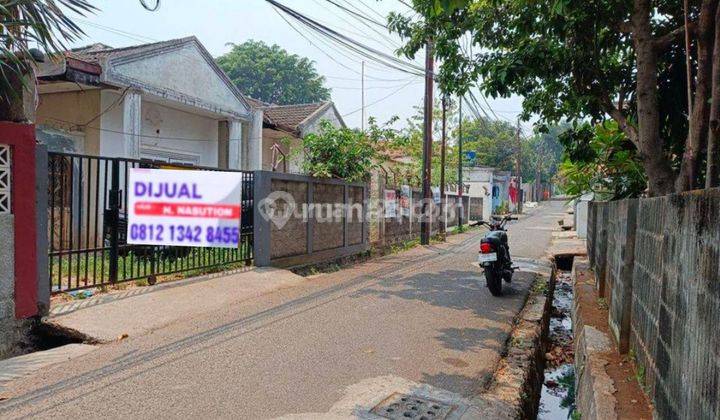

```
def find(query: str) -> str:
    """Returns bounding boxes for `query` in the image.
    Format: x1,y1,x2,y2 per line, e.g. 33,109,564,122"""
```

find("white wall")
100,90,220,166
300,105,343,136
465,167,494,221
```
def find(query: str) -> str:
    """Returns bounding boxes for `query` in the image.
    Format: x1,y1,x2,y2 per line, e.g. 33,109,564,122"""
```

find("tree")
1,0,96,121
216,40,330,105
389,0,720,195
558,121,647,199
302,120,380,182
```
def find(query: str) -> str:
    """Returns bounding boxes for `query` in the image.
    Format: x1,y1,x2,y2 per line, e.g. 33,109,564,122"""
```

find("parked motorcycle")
475,215,517,296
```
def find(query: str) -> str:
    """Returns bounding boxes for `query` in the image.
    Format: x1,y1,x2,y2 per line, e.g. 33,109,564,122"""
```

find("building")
245,98,346,173
464,166,494,221
35,37,263,169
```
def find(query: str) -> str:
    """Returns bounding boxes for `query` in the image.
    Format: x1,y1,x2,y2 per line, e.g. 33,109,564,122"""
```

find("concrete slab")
48,267,306,342
0,344,95,394
274,375,481,419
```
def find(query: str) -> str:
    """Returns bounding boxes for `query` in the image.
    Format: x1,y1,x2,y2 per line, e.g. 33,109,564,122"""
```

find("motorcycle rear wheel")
485,268,503,296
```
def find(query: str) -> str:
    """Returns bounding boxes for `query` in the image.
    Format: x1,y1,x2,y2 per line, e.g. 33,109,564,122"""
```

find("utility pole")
457,94,463,228
440,94,447,237
361,61,365,131
420,41,434,245
515,119,523,214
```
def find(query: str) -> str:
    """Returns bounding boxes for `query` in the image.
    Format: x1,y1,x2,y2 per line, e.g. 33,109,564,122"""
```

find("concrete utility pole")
515,119,523,214
457,94,463,227
440,95,447,237
420,41,434,245
361,61,365,131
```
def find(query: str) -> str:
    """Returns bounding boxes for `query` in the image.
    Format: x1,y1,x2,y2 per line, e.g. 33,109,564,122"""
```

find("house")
35,37,262,169
245,97,346,173
464,166,494,221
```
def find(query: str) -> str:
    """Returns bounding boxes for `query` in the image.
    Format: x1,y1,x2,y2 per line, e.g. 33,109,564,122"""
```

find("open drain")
370,393,456,419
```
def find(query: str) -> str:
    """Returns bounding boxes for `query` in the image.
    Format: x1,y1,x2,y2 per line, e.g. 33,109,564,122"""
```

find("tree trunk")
0,67,36,123
677,0,719,191
632,0,676,196
707,4,720,188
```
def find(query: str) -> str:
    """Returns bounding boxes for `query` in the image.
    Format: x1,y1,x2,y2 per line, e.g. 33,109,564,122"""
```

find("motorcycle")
474,215,517,296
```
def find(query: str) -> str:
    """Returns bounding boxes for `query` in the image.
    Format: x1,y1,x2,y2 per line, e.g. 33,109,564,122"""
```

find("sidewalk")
48,267,306,342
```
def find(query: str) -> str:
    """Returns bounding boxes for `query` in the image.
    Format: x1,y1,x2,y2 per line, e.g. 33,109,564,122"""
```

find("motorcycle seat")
484,230,508,245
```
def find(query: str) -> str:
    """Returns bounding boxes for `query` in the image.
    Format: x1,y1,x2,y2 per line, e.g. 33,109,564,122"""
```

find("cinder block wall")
0,214,18,357
255,171,369,267
605,199,638,353
587,188,720,419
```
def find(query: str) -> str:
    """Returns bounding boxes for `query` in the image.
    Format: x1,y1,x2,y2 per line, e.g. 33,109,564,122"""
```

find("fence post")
252,170,271,266
343,184,348,247
608,199,638,353
107,160,120,283
35,144,49,315
596,203,609,297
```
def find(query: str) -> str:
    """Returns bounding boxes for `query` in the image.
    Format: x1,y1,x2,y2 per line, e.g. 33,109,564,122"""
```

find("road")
0,201,565,419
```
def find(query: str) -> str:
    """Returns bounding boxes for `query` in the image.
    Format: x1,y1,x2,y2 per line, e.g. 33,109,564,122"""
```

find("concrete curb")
470,258,555,419
0,344,96,396
572,258,618,420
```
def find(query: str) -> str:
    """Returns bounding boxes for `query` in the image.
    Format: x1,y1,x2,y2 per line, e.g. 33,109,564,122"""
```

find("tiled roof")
243,96,270,109
262,102,329,133
66,37,197,65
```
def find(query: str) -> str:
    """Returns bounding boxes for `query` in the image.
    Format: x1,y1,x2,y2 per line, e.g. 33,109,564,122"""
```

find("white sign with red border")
127,168,242,248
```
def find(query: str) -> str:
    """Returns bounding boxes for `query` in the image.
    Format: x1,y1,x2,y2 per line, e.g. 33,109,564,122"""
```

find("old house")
245,98,346,173
35,37,262,169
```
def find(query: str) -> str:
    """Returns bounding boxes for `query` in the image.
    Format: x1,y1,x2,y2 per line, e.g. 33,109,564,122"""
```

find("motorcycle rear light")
480,243,493,253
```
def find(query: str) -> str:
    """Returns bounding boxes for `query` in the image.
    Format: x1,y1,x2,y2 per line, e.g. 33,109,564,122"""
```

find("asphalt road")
0,201,565,419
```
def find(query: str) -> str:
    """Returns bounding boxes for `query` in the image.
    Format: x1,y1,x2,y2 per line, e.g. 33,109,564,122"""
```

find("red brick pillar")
0,122,38,318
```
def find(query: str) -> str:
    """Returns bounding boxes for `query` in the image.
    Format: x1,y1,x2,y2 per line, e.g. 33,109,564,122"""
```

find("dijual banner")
127,168,243,248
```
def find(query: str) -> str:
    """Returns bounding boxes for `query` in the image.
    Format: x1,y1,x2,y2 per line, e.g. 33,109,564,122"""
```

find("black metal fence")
48,151,254,294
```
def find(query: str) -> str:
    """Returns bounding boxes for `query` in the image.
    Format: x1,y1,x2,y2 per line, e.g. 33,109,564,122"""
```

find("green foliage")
302,120,380,182
558,122,646,199
388,0,696,191
1,0,96,101
216,40,330,105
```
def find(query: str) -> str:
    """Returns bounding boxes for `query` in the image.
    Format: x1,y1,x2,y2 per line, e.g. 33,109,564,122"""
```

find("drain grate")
370,393,456,419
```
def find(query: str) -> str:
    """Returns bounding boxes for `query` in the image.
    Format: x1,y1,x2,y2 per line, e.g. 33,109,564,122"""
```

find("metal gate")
48,152,254,294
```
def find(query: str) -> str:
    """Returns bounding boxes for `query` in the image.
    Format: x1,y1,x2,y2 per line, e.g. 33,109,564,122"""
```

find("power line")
272,6,411,81
322,0,388,29
267,0,426,77
342,79,419,116
42,116,239,142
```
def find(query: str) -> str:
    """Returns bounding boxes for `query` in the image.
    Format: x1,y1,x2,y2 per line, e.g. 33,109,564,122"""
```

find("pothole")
538,269,577,419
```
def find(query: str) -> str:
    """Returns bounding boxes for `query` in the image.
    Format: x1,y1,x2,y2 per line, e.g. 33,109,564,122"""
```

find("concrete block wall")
254,171,369,268
588,202,610,297
605,199,638,353
0,214,20,358
586,188,720,419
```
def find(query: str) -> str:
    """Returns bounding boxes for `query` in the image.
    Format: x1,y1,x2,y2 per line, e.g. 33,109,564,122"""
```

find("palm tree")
1,0,96,120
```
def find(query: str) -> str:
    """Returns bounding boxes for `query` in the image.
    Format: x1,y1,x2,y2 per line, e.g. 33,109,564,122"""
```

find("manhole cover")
370,393,456,419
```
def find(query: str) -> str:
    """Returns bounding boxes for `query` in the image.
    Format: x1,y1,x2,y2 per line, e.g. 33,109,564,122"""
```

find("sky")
66,0,530,132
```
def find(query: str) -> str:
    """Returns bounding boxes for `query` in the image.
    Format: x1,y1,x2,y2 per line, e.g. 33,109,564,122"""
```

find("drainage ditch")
538,260,577,419
9,320,89,358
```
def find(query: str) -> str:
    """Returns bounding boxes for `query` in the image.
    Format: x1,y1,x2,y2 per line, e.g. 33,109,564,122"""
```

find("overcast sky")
68,0,529,131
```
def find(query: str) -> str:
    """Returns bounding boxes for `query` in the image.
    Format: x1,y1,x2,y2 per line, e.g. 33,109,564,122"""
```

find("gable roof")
245,99,344,134
263,102,327,132
67,37,195,66
60,37,251,118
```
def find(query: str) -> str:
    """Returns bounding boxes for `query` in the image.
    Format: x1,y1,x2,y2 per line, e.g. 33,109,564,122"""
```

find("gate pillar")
0,122,40,319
